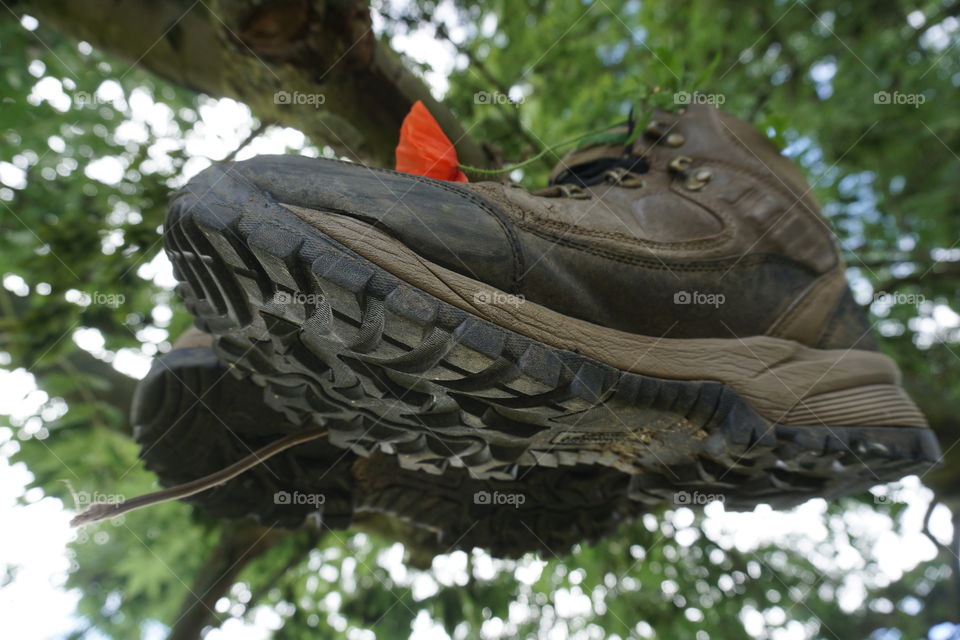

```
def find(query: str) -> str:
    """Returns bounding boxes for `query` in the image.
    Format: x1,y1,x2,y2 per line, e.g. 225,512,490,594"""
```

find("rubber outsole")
132,347,638,557
131,347,357,530
353,450,634,557
163,164,940,508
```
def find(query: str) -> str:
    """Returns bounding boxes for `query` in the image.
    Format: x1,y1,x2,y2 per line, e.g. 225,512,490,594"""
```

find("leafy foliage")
2,1,959,638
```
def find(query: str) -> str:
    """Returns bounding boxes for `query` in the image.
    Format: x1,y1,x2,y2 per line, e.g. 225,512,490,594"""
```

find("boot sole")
131,346,357,529
132,347,637,556
164,167,940,505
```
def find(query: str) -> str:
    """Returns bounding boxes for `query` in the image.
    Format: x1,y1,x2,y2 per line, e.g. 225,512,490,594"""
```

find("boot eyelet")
644,120,670,139
603,167,645,188
559,184,592,199
534,184,593,199
668,156,693,173
683,168,712,191
646,121,684,147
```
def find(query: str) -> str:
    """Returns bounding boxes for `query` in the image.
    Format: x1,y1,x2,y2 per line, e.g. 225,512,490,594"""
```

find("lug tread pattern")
132,349,638,557
163,178,939,506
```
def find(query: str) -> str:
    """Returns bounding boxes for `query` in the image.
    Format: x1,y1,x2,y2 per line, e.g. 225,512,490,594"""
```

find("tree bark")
22,0,488,168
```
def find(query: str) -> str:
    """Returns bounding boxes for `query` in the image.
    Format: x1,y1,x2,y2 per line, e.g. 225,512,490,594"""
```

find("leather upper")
221,104,875,350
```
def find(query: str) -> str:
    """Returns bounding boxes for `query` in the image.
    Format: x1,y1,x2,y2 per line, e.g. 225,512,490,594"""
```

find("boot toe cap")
212,155,519,292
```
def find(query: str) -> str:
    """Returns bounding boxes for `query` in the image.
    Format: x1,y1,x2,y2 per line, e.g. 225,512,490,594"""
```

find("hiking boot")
132,329,635,557
164,103,938,505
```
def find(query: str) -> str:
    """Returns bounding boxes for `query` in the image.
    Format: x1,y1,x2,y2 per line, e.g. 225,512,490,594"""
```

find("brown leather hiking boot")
164,103,937,507
132,329,634,557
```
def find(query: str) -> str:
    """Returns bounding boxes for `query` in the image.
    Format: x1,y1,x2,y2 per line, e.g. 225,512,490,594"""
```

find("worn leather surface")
221,105,874,349
286,204,914,425
242,157,521,293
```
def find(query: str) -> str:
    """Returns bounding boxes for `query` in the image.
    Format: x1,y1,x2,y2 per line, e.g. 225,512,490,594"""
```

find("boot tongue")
548,125,648,187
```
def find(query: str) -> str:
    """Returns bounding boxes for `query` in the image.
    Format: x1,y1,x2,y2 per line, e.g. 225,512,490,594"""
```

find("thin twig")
922,496,960,597
70,427,328,526
220,120,272,164
953,510,960,600
922,499,950,554
922,498,960,598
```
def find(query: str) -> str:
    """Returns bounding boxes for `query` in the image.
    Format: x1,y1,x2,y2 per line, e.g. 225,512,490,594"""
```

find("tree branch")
220,119,273,163
167,522,285,640
22,0,489,168
71,426,328,526
874,261,960,292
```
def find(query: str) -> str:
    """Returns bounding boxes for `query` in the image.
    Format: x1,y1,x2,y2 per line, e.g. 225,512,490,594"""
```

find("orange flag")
395,100,468,182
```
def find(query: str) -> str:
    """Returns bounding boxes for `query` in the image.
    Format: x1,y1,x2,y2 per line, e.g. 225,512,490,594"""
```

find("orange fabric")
395,100,468,182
